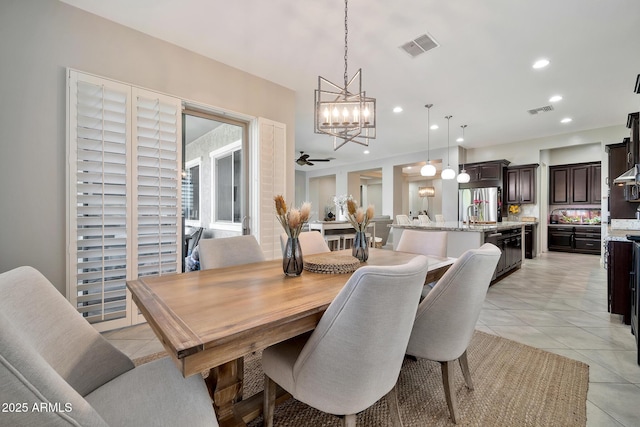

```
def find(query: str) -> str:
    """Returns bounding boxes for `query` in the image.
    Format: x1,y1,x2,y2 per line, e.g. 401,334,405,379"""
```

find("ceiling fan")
295,151,334,166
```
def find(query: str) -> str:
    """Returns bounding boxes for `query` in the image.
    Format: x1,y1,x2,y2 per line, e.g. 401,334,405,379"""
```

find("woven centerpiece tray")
303,253,361,274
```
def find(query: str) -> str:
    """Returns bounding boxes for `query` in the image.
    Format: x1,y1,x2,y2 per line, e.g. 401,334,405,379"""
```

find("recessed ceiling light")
549,95,563,103
393,106,403,113
561,117,572,123
456,137,464,142
430,124,439,130
533,59,550,69
363,150,370,154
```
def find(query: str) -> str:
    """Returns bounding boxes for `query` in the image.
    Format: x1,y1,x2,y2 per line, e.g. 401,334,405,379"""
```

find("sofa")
0,266,218,426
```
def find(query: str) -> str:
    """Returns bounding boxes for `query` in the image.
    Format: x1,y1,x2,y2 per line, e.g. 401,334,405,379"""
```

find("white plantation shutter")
257,118,286,260
68,73,132,329
67,70,182,330
132,89,181,280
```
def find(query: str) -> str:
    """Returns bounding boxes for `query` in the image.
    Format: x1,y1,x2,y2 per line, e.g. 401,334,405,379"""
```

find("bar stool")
341,233,356,249
324,234,342,251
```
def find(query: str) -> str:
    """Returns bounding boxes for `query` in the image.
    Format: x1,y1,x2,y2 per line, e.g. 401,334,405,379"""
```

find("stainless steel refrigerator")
458,187,500,223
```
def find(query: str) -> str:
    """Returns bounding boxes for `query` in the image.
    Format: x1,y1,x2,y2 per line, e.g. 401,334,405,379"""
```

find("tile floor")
104,251,640,426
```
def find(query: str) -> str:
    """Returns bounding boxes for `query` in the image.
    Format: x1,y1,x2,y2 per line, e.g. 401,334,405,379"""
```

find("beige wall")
0,0,296,294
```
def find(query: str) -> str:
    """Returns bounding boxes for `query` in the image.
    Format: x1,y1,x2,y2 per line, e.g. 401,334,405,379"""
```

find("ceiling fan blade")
307,158,330,162
306,161,314,166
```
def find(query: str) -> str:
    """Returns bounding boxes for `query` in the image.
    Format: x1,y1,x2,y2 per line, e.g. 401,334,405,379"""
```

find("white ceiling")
62,0,640,170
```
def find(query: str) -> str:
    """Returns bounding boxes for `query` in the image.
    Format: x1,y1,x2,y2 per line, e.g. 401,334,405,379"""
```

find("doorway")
182,109,249,270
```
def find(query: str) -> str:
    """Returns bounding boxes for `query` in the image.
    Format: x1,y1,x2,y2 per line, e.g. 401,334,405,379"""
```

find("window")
210,140,242,228
182,158,201,225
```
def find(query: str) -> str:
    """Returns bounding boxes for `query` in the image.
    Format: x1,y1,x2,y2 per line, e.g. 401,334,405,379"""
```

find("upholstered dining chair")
396,229,448,295
279,231,331,256
418,214,431,224
405,243,501,424
199,234,265,270
262,256,430,427
0,266,218,427
395,214,411,225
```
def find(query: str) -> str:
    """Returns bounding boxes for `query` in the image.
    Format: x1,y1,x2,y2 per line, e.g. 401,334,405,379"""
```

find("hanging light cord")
445,115,452,165
461,125,467,168
343,0,349,89
426,104,433,161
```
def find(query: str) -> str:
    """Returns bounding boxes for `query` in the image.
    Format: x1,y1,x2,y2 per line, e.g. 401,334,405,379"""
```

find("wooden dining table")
127,248,454,427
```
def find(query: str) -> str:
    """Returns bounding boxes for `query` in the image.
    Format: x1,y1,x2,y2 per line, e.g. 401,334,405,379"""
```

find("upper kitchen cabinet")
626,112,640,169
506,164,538,204
549,162,601,205
607,141,638,218
459,159,510,189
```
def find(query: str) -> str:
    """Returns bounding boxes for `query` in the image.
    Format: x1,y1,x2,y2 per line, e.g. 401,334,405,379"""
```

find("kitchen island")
391,221,529,282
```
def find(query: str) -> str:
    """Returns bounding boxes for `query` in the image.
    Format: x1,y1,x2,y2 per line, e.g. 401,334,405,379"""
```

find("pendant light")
420,104,437,177
441,115,456,180
314,0,376,150
457,125,470,183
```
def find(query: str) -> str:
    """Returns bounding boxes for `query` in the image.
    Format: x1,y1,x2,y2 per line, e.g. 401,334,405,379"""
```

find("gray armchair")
199,234,265,270
0,266,218,426
262,256,429,427
405,243,501,423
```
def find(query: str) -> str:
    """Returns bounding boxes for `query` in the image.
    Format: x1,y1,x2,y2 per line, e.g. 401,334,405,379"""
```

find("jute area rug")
134,331,588,426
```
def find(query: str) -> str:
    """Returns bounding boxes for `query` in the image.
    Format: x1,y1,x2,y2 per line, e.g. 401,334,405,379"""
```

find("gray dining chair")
0,266,218,427
396,229,448,295
279,231,331,256
199,235,265,270
405,243,501,424
262,255,430,427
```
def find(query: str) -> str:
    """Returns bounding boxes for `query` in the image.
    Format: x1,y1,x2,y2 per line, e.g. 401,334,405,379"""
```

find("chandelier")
314,0,376,150
420,104,436,176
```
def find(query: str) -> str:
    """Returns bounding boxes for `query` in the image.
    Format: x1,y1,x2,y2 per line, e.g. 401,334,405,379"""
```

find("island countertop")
390,221,532,232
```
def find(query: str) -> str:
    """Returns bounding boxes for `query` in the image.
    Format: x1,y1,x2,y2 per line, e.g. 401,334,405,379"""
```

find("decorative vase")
352,231,369,262
283,237,304,276
336,204,346,221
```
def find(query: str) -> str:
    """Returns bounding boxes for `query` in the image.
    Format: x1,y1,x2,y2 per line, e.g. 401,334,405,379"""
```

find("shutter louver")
133,90,182,278
70,76,130,325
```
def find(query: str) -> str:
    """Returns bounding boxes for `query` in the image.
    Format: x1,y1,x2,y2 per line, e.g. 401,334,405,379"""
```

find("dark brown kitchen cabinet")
549,167,570,204
607,141,638,218
506,164,538,204
590,164,601,203
549,162,601,205
607,240,632,324
524,224,536,259
548,226,573,251
571,164,590,203
548,225,600,254
459,159,510,189
626,112,639,169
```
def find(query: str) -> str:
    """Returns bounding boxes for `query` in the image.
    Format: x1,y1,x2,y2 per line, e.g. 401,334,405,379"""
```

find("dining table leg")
205,358,246,427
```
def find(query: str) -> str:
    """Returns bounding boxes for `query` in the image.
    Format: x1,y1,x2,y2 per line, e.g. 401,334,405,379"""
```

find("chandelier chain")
344,0,349,88
445,115,453,165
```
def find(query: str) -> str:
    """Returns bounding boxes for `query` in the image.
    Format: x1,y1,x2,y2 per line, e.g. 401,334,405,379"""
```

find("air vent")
400,33,439,58
527,105,554,115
